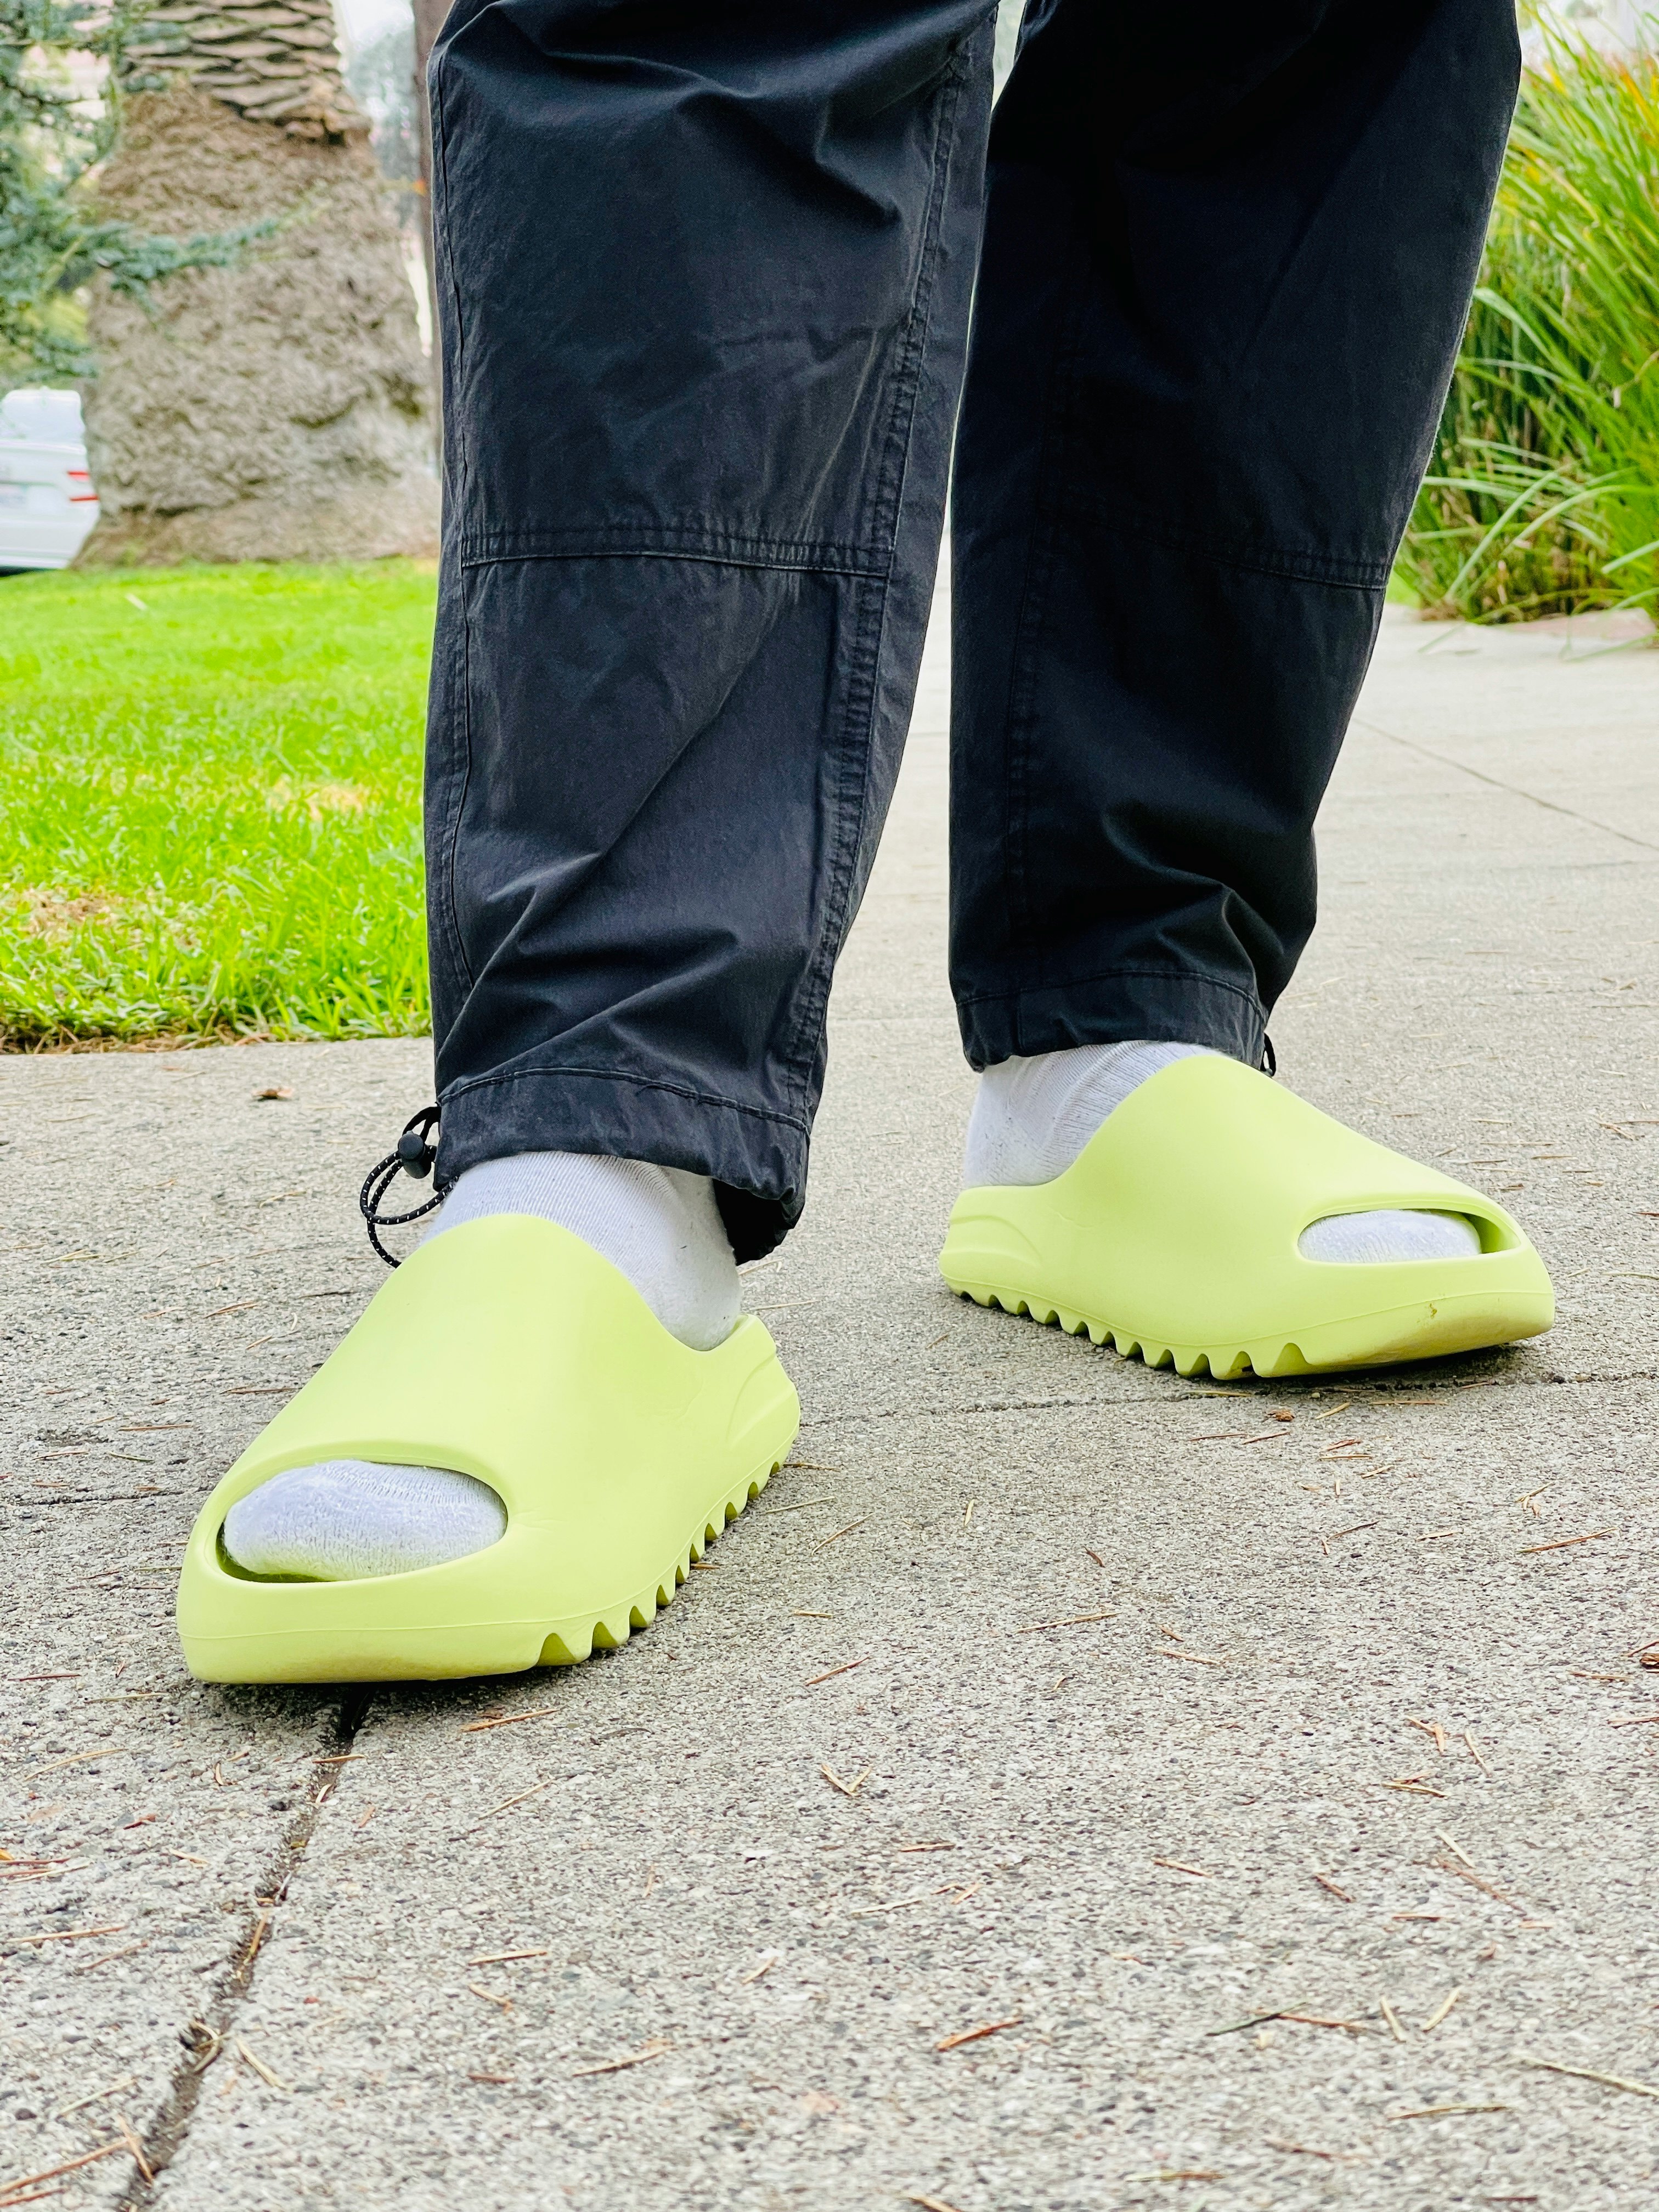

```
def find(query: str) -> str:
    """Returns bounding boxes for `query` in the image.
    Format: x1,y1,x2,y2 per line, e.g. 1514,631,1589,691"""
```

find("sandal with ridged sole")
177,1215,800,1684
938,1054,1553,1378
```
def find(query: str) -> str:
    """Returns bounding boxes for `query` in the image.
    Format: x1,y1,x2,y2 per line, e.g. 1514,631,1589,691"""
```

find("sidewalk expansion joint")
1358,716,1659,857
800,1367,1659,1430
114,1687,373,2209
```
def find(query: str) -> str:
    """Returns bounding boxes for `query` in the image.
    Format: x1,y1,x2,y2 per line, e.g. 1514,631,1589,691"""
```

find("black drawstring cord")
360,1104,451,1267
1261,1032,1277,1079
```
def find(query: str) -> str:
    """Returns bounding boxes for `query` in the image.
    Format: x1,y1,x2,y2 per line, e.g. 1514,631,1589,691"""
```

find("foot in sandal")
940,1045,1553,1378
177,1169,797,1685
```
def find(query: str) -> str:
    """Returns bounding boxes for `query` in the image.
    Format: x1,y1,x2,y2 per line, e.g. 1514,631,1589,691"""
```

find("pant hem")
436,1062,809,1263
958,965,1266,1071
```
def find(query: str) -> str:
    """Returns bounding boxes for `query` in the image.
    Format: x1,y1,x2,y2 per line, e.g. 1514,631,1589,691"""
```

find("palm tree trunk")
77,0,437,565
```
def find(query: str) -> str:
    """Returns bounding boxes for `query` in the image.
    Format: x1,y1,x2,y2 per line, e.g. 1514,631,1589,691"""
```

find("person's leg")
214,1,1000,1591
940,0,1552,1372
955,0,1517,1063
426,0,994,1260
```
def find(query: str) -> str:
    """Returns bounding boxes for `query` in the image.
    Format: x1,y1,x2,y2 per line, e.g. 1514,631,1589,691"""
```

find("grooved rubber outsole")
544,1449,785,1665
960,1283,1238,1362
951,1248,1552,1380
957,1283,1328,1380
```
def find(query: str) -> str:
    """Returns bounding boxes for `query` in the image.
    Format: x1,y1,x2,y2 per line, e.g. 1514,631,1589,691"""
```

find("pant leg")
950,0,1519,1068
426,0,996,1259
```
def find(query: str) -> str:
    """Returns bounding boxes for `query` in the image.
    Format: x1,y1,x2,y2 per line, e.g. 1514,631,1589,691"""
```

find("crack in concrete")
801,1366,1659,1427
1357,716,1659,856
114,1688,372,2208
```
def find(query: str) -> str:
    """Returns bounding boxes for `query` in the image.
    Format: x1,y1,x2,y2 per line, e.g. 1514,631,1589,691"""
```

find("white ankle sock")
963,1041,1482,1263
221,1153,739,1582
963,1039,1212,1187
430,1153,738,1351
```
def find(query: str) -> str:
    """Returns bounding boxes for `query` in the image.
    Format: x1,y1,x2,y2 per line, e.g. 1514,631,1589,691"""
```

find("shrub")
1398,35,1659,624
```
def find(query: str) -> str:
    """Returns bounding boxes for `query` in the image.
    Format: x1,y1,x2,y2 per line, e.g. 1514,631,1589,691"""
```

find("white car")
0,388,99,571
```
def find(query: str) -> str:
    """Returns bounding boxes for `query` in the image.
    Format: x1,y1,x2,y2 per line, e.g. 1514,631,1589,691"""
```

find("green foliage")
1,0,274,382
0,560,436,1046
1398,36,1659,624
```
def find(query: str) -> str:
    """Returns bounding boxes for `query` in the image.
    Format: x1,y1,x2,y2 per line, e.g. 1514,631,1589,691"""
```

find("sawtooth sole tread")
539,1451,786,1666
955,1284,1360,1381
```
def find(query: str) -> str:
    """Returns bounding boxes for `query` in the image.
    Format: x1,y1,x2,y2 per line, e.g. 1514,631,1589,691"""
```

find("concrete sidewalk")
3,600,1657,2212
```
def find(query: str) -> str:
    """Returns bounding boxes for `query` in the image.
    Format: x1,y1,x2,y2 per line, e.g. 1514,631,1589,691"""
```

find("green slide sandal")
939,1054,1553,1379
177,1215,800,1684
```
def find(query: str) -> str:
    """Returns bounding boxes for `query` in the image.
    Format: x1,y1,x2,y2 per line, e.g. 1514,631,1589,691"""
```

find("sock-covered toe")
222,1460,506,1581
1299,1207,1483,1265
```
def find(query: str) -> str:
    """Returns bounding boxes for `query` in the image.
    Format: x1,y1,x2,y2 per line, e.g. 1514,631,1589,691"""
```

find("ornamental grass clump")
1399,35,1659,624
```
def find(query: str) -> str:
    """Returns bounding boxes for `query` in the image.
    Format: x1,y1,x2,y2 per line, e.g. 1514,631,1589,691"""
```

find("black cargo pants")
425,0,1518,1260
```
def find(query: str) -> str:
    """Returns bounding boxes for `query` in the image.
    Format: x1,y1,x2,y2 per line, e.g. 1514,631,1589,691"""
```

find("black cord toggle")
396,1127,436,1175
360,1104,451,1267
1261,1032,1277,1079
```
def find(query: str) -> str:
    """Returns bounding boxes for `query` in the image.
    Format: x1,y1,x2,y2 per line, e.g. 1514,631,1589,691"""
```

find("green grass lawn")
0,561,435,1048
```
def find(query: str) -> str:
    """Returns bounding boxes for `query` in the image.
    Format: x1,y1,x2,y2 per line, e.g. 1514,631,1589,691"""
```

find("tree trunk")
77,1,437,565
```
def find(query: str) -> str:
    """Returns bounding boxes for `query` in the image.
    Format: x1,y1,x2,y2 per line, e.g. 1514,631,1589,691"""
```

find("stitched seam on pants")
424,589,475,1007
777,56,968,1092
1000,279,1087,975
458,528,887,576
777,569,884,1090
857,61,967,560
431,59,470,548
443,587,478,994
1060,489,1391,591
438,1060,812,1138
430,63,477,999
957,962,1267,1015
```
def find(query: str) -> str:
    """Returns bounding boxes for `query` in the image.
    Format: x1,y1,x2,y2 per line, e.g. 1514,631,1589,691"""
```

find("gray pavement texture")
2,598,1658,2212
